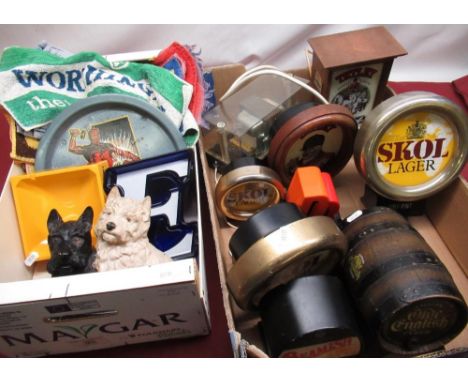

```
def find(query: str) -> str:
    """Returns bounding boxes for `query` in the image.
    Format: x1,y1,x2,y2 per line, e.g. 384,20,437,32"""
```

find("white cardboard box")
0,148,210,357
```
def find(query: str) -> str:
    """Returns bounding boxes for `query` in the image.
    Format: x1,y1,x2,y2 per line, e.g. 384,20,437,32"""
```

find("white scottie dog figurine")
92,187,172,271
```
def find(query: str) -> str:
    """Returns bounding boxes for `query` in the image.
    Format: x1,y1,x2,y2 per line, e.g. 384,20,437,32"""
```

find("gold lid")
215,165,286,221
227,216,347,310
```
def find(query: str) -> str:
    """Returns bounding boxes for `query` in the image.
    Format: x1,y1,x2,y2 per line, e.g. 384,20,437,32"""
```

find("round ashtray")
35,94,186,171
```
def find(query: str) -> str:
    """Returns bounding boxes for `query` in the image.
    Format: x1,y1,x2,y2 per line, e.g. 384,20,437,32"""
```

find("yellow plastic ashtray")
10,161,108,265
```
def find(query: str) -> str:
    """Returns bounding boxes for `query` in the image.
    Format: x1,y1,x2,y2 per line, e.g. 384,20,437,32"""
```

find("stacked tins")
227,203,363,358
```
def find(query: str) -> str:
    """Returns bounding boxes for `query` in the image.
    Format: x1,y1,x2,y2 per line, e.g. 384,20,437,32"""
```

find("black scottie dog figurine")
46,207,96,277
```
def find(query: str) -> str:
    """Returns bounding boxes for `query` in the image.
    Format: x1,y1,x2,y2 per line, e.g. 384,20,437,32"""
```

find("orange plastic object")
319,172,340,217
286,166,329,216
10,162,108,264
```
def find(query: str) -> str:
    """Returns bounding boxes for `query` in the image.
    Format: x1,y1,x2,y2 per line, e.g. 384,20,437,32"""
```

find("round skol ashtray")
354,91,468,201
227,202,347,310
214,157,286,221
268,102,357,185
259,275,362,358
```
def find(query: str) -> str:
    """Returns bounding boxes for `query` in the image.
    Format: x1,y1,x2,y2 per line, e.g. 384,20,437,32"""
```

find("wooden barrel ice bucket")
342,207,467,356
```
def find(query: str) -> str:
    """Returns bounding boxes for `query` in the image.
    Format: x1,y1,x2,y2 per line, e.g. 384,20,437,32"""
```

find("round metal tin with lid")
268,103,357,185
227,203,347,310
354,91,468,201
214,157,286,221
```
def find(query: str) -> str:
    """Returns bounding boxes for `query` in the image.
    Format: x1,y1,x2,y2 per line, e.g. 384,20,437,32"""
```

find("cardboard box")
0,147,210,357
201,64,468,358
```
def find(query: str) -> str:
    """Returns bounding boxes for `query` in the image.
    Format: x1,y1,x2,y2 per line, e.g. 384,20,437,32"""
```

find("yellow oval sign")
375,112,456,187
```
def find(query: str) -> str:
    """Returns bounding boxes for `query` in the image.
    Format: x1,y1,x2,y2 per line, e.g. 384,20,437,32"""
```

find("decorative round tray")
268,103,357,185
35,94,186,171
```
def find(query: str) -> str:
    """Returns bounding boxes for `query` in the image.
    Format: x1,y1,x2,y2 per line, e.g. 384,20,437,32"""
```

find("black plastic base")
361,185,426,216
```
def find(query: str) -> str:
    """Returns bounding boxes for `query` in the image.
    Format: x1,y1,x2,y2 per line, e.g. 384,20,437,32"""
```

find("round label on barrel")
348,253,365,281
384,299,460,348
375,112,456,187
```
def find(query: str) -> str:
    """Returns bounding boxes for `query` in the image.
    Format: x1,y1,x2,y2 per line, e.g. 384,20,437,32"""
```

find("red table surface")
0,80,467,358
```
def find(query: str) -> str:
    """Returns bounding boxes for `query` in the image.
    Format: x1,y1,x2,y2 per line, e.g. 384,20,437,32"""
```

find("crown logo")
407,121,426,139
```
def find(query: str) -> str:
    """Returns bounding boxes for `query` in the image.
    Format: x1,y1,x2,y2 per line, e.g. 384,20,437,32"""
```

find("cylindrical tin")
260,275,362,358
342,208,468,355
268,103,357,184
215,157,286,221
354,91,468,201
227,203,347,310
